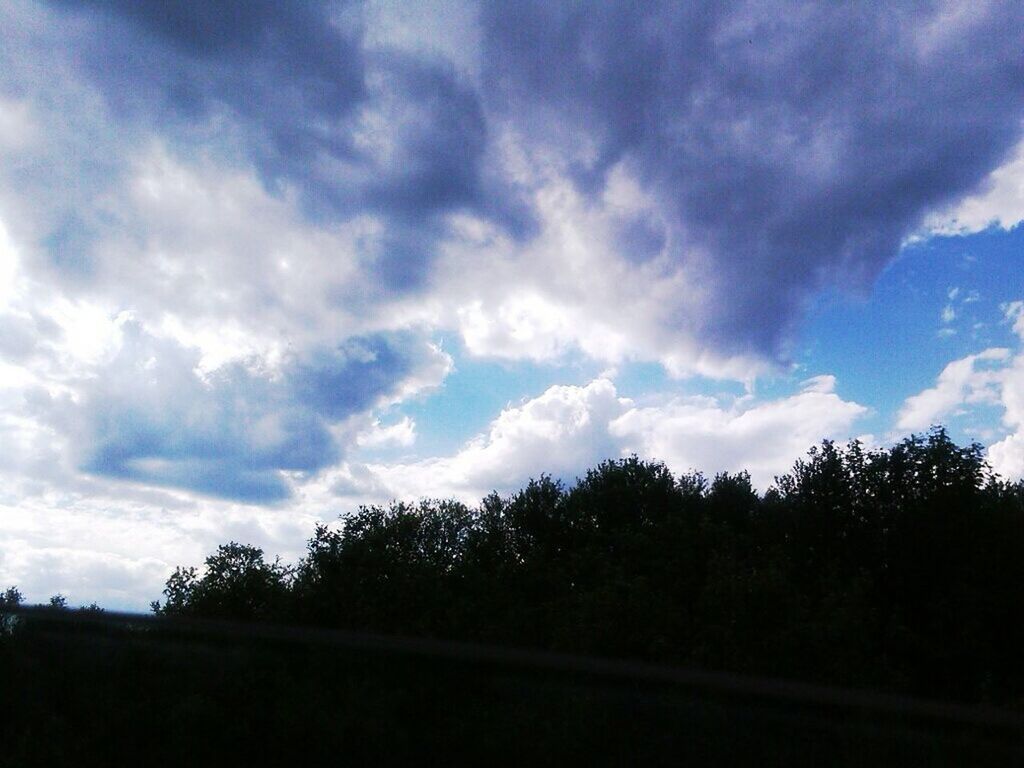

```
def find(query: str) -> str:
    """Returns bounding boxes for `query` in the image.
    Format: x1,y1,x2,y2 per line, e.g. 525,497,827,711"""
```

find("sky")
0,0,1023,609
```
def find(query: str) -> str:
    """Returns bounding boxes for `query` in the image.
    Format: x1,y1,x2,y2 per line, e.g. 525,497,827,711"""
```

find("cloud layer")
1,2,1023,604
3,1,1022,376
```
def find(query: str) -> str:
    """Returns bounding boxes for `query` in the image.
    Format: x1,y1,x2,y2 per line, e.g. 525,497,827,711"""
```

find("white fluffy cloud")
356,416,417,450
357,378,632,501
330,375,867,503
989,433,1024,480
988,304,1024,479
897,348,1011,430
430,169,766,380
612,376,869,489
898,300,1024,480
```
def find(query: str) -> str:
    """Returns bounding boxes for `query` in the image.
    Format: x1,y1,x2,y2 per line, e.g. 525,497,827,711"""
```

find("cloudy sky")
1,0,1023,608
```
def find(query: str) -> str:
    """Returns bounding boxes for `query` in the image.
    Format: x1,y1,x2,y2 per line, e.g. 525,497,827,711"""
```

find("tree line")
124,427,1024,705
5,427,1024,704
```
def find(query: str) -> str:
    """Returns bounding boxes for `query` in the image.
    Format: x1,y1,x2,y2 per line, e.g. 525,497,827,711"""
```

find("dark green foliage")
154,542,291,622
0,586,22,609
291,499,474,635
0,586,22,636
149,428,1024,703
47,594,67,609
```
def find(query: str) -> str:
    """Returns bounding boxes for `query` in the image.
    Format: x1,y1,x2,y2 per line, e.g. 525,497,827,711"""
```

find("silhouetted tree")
0,586,22,609
152,427,1024,704
155,542,290,622
0,586,23,636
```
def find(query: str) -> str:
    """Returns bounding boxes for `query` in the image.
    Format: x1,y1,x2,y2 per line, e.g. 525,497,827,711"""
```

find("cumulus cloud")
897,348,1011,431
988,305,1024,479
898,301,1024,480
612,376,869,489
431,173,761,378
358,379,631,501
332,375,867,502
989,433,1024,481
356,416,417,449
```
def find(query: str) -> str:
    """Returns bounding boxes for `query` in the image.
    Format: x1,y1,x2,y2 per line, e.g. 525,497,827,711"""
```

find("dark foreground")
2,608,1022,767
5,430,1024,764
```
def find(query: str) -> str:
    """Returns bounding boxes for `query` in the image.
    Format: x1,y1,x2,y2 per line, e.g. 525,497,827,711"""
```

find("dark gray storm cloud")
481,0,1024,357
58,0,366,135
32,1,1024,358
50,324,440,503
